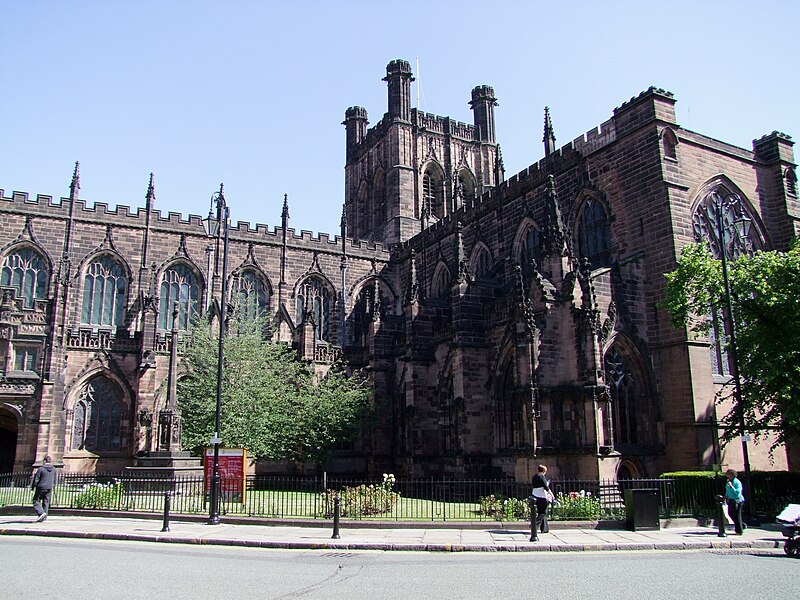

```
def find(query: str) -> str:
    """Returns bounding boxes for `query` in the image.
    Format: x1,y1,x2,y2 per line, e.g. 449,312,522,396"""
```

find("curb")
0,526,783,553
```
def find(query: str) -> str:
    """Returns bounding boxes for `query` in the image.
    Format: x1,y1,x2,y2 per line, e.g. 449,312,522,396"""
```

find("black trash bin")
624,488,660,531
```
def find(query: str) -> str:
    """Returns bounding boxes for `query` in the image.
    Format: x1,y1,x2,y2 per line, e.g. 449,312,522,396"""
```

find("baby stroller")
775,504,800,558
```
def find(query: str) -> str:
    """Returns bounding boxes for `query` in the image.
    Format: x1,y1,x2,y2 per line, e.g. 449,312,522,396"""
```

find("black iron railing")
2,472,795,522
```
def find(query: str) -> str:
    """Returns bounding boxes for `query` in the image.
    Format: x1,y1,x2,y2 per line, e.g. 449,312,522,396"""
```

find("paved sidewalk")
0,512,785,552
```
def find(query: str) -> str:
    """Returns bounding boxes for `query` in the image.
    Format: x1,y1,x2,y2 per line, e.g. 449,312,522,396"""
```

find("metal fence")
1,472,796,522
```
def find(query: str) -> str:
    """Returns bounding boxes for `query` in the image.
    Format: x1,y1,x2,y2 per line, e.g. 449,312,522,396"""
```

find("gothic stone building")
1,59,797,480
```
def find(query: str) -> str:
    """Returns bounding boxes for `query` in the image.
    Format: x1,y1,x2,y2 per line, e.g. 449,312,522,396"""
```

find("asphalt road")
1,537,795,599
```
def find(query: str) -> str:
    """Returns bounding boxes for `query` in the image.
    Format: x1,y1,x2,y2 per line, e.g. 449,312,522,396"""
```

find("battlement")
753,130,795,164
615,86,674,113
412,109,476,140
0,187,390,258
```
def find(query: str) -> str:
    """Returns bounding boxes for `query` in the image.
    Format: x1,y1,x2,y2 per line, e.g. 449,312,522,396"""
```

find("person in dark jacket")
531,464,555,533
32,455,56,522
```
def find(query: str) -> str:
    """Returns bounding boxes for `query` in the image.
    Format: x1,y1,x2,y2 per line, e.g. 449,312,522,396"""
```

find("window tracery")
0,247,48,308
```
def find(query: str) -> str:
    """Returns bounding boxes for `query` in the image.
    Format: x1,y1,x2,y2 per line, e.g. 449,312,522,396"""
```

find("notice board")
204,447,247,504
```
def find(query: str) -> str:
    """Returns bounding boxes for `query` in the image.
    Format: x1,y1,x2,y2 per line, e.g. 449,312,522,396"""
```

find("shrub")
73,480,123,509
479,494,530,521
552,490,602,520
321,473,398,518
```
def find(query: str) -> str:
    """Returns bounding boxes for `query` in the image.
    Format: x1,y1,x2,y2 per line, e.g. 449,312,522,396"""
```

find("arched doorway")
0,405,20,473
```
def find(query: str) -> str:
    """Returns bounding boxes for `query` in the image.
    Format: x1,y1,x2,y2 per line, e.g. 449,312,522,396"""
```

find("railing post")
331,494,341,539
529,496,539,542
161,491,172,533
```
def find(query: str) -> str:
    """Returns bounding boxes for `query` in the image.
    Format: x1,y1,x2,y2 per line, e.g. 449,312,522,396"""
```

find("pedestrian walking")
32,455,56,522
531,464,555,533
725,468,745,535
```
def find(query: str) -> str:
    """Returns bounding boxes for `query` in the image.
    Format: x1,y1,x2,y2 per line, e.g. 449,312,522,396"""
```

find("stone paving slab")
0,514,786,553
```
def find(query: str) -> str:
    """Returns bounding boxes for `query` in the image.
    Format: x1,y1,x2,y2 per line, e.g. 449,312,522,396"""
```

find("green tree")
663,242,800,448
178,318,372,465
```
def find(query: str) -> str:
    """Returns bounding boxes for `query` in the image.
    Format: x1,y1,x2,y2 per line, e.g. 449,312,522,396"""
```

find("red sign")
204,448,247,503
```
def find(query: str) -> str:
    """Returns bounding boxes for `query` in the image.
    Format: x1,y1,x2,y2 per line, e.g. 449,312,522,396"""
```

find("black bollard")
161,491,172,533
529,496,539,542
331,494,341,539
715,495,727,538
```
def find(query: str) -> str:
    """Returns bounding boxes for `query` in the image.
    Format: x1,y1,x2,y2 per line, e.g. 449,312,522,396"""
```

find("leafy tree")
663,242,800,448
178,318,372,465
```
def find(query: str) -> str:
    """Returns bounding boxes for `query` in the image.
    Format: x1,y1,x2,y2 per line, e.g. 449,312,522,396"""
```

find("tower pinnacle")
543,107,556,156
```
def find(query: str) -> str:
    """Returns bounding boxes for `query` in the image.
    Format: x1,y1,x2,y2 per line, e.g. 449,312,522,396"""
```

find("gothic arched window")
692,187,762,375
422,165,445,219
496,360,516,450
352,281,386,345
296,276,331,342
158,264,201,330
605,348,640,445
577,198,612,269
81,255,128,327
473,246,492,279
431,266,451,298
71,376,125,452
1,247,49,308
441,374,459,454
456,169,476,206
233,270,269,321
518,226,542,273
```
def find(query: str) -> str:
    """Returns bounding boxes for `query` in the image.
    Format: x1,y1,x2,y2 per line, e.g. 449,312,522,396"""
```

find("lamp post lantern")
203,183,229,525
710,191,752,515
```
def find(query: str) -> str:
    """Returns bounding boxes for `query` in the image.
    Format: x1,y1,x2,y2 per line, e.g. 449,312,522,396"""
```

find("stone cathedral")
0,59,797,481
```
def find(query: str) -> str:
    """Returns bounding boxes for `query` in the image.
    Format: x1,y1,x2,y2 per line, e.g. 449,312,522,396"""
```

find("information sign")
204,447,247,504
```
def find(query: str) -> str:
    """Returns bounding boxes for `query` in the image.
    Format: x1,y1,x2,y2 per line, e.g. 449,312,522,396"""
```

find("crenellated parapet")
0,188,391,260
412,110,478,141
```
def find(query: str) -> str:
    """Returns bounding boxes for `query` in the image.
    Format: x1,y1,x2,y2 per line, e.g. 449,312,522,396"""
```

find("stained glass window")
158,264,200,330
81,256,127,327
296,277,331,342
577,199,611,269
0,247,48,308
692,188,761,375
71,377,124,451
605,348,639,445
233,270,268,321
519,226,542,273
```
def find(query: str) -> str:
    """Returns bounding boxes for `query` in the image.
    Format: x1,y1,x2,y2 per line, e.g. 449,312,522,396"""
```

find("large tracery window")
233,270,269,321
71,376,124,452
692,189,758,260
296,276,331,342
158,264,201,330
692,187,762,375
81,255,127,327
577,198,612,269
0,247,49,308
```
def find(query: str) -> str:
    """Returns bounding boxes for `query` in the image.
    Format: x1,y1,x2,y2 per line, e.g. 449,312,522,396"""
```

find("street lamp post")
203,183,229,525
710,191,752,517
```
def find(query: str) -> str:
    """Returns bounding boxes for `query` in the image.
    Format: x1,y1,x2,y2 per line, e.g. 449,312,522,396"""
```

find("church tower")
344,60,503,247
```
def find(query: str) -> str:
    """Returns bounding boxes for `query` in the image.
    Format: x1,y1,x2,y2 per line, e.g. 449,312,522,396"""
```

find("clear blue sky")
2,1,797,237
